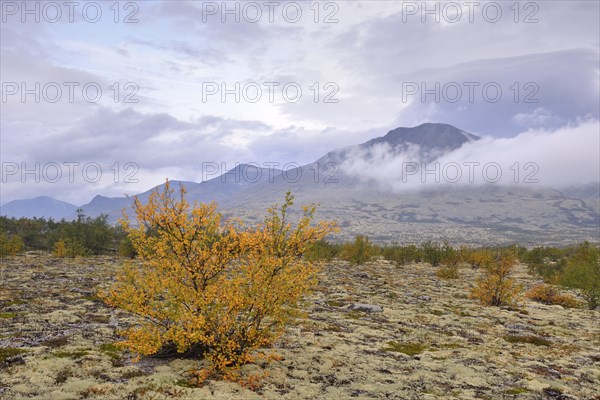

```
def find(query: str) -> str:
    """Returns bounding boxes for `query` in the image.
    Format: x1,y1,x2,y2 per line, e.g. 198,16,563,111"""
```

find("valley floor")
0,256,598,399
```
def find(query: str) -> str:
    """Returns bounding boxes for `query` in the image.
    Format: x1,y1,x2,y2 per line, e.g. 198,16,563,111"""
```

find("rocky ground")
0,255,598,400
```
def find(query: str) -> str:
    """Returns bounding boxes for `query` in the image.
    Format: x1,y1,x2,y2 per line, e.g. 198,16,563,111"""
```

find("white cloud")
341,120,600,190
1,1,599,203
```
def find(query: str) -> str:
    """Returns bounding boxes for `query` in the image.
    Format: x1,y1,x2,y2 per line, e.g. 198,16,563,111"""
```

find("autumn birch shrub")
526,284,580,308
469,251,523,306
0,232,24,256
99,181,335,380
52,238,87,258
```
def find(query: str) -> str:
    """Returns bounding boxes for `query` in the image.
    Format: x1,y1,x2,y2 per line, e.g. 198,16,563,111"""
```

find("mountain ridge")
2,123,598,245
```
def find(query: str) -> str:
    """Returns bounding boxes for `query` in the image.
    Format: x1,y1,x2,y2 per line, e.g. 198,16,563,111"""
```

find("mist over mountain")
2,123,598,245
319,123,479,165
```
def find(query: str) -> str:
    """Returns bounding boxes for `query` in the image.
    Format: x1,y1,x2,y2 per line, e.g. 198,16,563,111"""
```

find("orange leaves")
100,183,336,381
526,284,580,308
469,252,523,307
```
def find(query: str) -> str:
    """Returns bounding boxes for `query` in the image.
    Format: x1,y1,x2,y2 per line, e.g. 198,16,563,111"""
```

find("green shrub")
503,334,551,347
340,235,374,265
304,239,340,262
421,241,442,267
118,236,137,258
53,238,87,258
0,347,28,362
559,242,600,309
382,341,427,356
0,232,24,256
382,244,421,265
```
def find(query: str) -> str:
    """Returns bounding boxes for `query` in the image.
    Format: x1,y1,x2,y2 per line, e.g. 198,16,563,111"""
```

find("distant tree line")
1,217,597,309
0,210,133,258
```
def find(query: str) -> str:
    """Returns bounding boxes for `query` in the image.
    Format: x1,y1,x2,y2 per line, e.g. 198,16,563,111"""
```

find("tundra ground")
0,256,598,399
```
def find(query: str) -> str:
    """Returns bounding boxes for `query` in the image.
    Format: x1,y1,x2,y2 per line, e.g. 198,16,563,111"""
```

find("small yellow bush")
526,284,580,308
468,249,494,269
469,252,523,306
0,232,24,256
52,238,86,258
53,239,67,257
100,182,335,381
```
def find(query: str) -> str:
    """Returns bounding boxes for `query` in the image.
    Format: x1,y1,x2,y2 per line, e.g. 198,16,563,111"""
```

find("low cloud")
340,120,600,191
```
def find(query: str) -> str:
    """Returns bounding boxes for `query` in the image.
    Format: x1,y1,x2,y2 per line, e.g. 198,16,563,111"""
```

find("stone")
347,303,383,313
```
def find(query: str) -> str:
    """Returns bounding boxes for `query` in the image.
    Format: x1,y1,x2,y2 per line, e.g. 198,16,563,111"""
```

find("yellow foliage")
52,239,67,257
468,249,495,269
526,284,580,308
0,232,24,256
52,238,86,258
99,181,335,380
469,252,523,306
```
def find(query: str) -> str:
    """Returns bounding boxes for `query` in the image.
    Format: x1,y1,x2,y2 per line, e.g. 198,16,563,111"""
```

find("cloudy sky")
1,0,599,205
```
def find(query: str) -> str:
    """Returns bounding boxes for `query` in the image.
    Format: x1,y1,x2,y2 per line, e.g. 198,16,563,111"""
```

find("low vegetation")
100,182,335,382
469,251,523,307
339,235,375,265
382,341,428,356
0,347,28,362
503,334,552,347
1,247,598,398
526,284,580,308
1,197,598,397
0,211,128,256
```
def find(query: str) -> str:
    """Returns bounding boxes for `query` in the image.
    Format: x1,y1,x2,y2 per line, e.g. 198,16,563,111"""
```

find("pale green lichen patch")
0,256,598,399
382,341,428,356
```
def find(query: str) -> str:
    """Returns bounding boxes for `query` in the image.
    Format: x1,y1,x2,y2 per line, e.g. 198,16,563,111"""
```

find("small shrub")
559,242,600,309
469,252,523,307
0,232,24,256
526,284,580,308
118,236,137,258
41,336,69,348
304,239,339,262
340,235,374,265
506,387,529,395
53,238,87,258
382,341,427,356
55,367,73,385
439,241,457,265
100,183,335,381
99,343,121,359
436,264,460,279
382,244,422,266
421,241,442,267
468,249,494,269
53,350,89,359
522,246,566,282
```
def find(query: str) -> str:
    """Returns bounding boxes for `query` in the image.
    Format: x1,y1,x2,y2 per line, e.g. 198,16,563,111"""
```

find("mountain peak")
365,123,479,153
320,123,480,165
